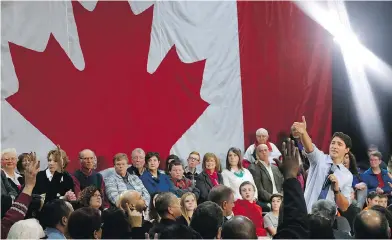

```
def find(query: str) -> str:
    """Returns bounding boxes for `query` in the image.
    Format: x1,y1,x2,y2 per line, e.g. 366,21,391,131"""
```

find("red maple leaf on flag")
6,1,208,171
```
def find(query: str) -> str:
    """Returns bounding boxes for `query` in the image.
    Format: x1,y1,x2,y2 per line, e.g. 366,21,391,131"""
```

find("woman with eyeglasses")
78,185,103,211
222,147,258,201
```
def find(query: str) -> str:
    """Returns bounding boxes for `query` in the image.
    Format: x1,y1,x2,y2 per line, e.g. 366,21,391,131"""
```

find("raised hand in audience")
274,139,300,180
23,152,40,195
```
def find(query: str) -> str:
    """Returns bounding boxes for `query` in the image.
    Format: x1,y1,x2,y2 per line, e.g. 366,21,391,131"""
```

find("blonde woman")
177,192,197,226
195,153,223,203
222,147,258,201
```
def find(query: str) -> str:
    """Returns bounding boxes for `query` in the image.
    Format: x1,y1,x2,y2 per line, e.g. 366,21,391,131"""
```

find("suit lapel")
203,172,214,188
257,161,272,182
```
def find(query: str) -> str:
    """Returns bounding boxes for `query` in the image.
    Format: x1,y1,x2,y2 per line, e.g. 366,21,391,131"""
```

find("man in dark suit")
248,144,284,210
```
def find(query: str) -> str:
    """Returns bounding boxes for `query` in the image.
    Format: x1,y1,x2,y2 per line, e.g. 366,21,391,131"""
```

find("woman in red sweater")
232,181,267,237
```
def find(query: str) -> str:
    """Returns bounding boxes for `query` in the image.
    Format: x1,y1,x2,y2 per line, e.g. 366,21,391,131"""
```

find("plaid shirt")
105,172,150,206
171,176,193,190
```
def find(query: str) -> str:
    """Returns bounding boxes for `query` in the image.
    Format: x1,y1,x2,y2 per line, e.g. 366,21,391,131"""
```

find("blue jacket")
140,170,176,196
360,168,392,194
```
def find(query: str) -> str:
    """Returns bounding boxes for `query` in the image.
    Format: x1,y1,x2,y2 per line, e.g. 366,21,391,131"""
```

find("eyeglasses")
188,157,199,162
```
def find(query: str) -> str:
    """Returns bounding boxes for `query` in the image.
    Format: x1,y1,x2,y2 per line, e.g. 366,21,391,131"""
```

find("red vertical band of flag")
238,1,333,152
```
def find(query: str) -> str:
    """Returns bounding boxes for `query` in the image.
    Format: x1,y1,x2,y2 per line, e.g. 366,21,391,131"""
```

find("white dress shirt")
304,145,353,213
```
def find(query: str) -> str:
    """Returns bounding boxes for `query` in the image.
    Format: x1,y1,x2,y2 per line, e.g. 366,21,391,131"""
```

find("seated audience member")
78,185,103,210
233,181,266,237
7,218,45,239
101,207,132,239
244,128,281,164
311,200,351,239
379,194,388,208
248,144,283,211
344,151,367,209
16,153,30,177
264,193,283,237
370,205,392,229
222,147,258,200
39,199,73,239
363,191,380,210
190,201,224,239
177,192,197,226
148,192,161,223
148,192,182,237
1,154,40,239
127,148,147,176
72,149,108,207
169,160,200,199
195,153,223,203
221,216,257,239
140,152,177,196
184,151,201,183
2,148,23,194
208,185,235,223
166,154,180,174
117,189,152,237
67,207,102,239
33,147,75,203
1,170,18,202
354,210,390,239
159,223,202,239
105,153,150,206
366,144,387,169
361,151,392,198
293,117,353,213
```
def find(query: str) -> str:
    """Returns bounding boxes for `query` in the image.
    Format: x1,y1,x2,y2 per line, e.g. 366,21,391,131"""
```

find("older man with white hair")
244,128,281,164
1,148,23,194
127,148,147,176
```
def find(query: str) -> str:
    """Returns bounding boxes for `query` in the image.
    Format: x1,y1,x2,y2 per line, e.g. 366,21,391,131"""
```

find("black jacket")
33,170,74,203
149,218,178,238
195,171,223,204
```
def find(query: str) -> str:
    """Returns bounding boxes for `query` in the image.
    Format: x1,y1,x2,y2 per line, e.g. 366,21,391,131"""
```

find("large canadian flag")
1,1,332,171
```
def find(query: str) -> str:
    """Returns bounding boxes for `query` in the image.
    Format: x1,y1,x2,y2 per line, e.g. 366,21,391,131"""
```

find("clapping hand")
274,138,300,179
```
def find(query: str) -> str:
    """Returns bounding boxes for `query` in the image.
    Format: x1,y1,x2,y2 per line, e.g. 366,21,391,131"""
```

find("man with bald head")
248,144,284,209
354,209,390,239
221,216,257,239
72,149,109,208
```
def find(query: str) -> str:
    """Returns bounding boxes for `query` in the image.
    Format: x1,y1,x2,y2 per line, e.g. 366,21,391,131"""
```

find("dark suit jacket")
195,171,223,204
248,161,284,202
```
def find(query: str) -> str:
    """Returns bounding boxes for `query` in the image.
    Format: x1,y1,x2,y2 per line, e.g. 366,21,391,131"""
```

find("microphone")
322,168,335,190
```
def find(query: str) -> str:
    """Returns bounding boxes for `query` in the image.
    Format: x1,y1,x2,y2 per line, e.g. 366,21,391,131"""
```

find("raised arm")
293,116,314,153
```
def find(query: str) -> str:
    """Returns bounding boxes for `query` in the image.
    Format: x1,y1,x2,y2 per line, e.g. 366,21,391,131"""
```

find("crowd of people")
1,116,392,239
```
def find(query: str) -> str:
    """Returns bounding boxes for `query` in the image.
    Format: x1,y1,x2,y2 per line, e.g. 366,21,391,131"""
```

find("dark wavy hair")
78,186,102,209
17,153,29,173
148,192,161,222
